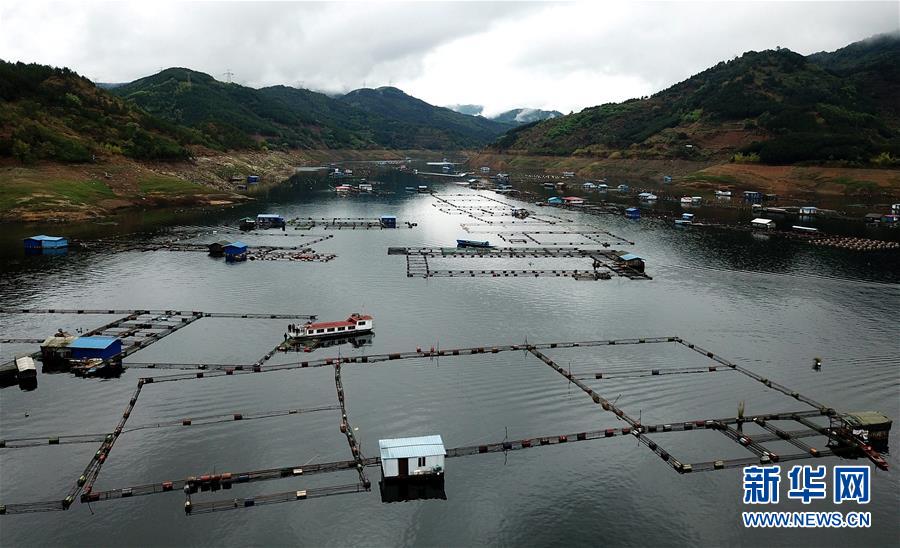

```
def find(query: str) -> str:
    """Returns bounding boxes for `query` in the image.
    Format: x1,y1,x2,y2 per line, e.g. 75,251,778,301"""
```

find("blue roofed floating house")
380,215,397,228
616,252,645,272
224,241,249,262
379,435,446,481
24,235,68,250
547,196,563,205
69,336,122,361
625,207,640,219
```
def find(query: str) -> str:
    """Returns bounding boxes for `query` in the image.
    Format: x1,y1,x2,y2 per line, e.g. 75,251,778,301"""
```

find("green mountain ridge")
494,33,900,166
0,61,200,163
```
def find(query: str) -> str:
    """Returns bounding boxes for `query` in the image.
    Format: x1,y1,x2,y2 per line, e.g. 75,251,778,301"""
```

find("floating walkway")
0,333,888,515
389,247,651,280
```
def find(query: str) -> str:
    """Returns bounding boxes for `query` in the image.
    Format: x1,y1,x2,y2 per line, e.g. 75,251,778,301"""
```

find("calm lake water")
1,166,898,547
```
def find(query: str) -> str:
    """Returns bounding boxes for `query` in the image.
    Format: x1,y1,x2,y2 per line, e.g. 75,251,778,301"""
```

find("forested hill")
0,61,199,163
494,33,900,166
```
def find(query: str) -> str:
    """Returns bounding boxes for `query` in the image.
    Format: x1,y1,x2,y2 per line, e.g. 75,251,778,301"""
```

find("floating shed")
15,356,36,380
380,216,397,229
480,166,491,173
69,336,122,361
563,197,585,205
224,242,249,262
256,214,285,228
751,218,775,230
617,253,645,272
799,206,818,216
625,207,640,219
247,175,260,184
618,184,629,192
379,435,446,480
239,217,256,230
207,240,233,256
547,197,563,205
41,334,77,364
24,235,68,250
840,412,892,450
743,191,763,203
681,213,695,221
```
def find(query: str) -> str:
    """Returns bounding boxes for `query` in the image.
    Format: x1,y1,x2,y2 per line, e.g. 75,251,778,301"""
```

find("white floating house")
751,218,775,230
799,206,818,216
379,435,446,480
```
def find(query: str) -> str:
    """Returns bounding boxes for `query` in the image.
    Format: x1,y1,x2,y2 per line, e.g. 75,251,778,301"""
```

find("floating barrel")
162,481,174,491
522,439,532,448
182,419,192,426
502,441,512,451
708,366,716,372
605,429,615,437
577,432,587,441
558,435,568,443
478,445,488,454
621,427,631,435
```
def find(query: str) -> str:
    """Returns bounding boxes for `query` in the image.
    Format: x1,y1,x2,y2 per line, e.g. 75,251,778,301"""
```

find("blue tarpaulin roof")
225,241,248,250
26,235,65,241
619,253,642,261
625,207,638,212
70,336,119,350
380,215,397,220
379,435,446,460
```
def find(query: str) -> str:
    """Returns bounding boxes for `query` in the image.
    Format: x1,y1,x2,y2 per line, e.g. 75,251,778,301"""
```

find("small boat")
457,239,493,248
692,196,702,204
582,182,596,190
680,196,693,204
359,183,373,192
238,217,256,231
335,185,352,193
417,185,429,193
542,182,555,189
596,184,608,191
638,193,657,201
617,184,629,192
715,190,732,197
288,313,373,340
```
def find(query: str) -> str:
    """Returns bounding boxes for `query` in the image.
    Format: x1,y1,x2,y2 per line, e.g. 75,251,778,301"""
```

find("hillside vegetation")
0,61,200,163
495,33,900,167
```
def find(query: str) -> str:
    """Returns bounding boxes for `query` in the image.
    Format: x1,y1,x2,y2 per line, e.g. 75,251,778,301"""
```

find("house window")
347,325,355,330
337,326,345,331
417,457,426,467
327,328,335,333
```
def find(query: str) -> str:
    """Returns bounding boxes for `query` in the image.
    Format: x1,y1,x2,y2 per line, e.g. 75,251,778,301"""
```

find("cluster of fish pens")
0,307,891,516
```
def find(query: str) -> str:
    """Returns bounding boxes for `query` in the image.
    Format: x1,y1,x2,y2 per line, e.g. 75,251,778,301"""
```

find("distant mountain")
110,70,512,150
491,108,562,125
340,86,514,148
0,61,198,162
446,104,484,116
495,33,900,165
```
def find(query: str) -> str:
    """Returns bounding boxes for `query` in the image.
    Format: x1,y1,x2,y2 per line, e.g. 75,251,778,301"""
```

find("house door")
398,458,408,477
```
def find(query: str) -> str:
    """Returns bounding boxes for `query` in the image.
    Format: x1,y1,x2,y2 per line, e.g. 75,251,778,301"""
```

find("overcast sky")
1,1,897,116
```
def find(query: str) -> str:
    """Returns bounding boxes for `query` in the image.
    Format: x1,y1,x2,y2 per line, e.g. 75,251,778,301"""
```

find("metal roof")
69,336,120,350
619,253,642,261
379,435,446,460
257,214,283,219
41,335,77,347
225,241,248,249
26,235,65,241
751,218,774,224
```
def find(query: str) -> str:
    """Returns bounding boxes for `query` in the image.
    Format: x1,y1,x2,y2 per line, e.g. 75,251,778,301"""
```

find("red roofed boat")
288,313,373,340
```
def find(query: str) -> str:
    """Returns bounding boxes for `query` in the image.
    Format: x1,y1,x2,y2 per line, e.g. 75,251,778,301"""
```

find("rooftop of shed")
379,435,446,460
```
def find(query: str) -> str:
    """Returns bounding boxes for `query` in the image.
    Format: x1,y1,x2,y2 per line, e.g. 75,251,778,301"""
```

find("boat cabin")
379,435,446,481
617,184,629,192
290,313,373,339
751,218,775,230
